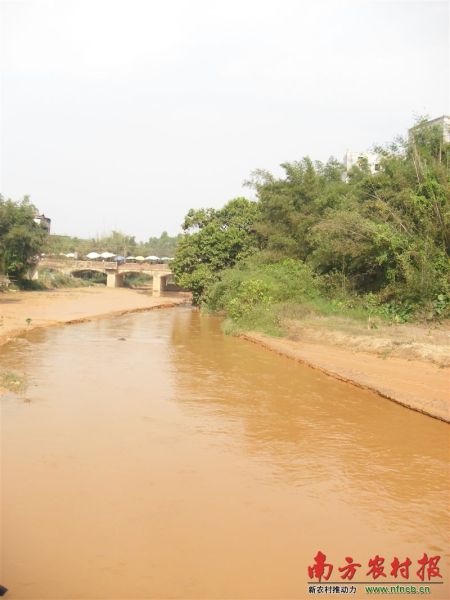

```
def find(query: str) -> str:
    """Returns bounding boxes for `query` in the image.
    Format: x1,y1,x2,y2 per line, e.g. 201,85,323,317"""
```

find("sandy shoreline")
242,332,449,423
1,287,448,422
0,287,187,348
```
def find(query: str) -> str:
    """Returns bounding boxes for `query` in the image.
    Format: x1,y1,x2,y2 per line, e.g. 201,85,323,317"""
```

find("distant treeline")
172,121,450,324
44,230,180,259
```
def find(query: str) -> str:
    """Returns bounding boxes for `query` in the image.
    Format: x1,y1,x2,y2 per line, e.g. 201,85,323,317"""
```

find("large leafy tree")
247,158,348,261
0,196,48,278
308,130,450,300
172,197,260,303
244,125,449,303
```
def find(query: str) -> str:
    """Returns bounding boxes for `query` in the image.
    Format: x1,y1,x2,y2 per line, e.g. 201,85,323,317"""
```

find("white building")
34,213,51,233
343,116,449,178
343,150,381,175
408,115,450,144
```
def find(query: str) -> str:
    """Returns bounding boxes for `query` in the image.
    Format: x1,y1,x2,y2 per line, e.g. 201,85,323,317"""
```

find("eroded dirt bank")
242,331,449,422
0,287,187,348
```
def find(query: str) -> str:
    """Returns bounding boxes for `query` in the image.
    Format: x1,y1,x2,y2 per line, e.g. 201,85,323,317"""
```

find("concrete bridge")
35,258,174,292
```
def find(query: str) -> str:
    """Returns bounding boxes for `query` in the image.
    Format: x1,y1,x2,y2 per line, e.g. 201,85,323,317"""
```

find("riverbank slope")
242,322,449,422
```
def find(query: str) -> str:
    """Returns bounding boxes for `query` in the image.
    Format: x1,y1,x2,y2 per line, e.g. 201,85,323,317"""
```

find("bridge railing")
117,263,171,272
40,259,118,270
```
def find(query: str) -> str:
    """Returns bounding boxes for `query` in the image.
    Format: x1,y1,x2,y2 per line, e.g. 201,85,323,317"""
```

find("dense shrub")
175,120,449,328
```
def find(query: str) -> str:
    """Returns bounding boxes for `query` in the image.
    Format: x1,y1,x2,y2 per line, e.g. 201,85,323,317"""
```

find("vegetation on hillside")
173,122,450,328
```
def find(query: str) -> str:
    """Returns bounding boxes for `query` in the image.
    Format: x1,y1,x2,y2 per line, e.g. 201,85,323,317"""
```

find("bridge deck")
39,258,172,274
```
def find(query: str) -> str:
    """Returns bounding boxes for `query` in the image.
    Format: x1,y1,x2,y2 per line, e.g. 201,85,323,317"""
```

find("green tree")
246,158,348,262
0,196,48,278
186,119,449,321
99,231,138,256
245,126,449,305
172,197,260,303
143,231,180,257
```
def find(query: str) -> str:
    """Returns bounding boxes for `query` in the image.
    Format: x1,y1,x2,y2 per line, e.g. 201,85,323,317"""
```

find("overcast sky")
1,0,448,240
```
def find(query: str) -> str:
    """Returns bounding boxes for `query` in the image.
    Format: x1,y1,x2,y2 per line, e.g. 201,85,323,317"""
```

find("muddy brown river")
1,307,449,599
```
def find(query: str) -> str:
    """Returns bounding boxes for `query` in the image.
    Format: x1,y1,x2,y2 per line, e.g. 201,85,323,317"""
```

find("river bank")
242,325,449,422
1,287,448,422
0,287,187,349
3,307,448,599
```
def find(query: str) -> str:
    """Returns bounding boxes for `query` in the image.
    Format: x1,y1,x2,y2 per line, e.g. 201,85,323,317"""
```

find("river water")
1,307,449,599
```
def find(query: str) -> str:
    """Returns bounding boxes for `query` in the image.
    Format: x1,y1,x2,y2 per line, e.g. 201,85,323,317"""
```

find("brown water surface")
1,307,449,599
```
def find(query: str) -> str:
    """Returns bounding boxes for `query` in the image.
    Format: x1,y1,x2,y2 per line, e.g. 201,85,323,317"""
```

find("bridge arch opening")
162,274,181,291
122,272,153,289
71,270,107,285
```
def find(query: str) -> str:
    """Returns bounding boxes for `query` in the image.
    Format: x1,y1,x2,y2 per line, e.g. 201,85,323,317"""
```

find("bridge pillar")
152,273,166,294
106,272,123,288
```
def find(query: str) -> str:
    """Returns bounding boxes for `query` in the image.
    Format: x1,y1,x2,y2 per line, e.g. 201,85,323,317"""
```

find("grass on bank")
123,273,153,288
205,258,450,338
9,268,104,291
0,371,27,393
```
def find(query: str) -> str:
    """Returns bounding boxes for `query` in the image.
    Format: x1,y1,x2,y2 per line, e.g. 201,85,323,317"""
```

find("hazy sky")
1,0,448,240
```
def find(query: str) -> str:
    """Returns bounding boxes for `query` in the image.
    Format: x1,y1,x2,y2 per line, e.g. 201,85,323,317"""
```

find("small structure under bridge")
33,258,174,293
